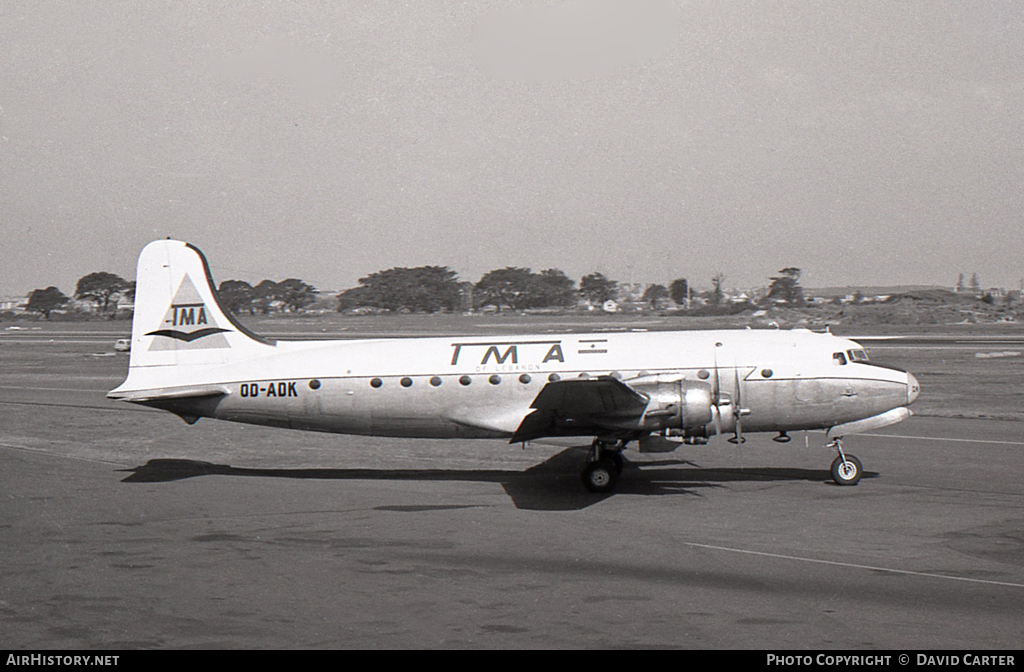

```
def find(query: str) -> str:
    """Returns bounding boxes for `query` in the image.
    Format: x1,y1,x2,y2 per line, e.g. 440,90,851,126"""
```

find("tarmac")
2,328,1023,649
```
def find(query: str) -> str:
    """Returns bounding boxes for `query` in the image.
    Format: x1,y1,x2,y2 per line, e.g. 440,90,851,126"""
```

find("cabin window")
848,349,869,362
429,376,442,387
548,373,561,382
761,369,773,378
489,375,501,385
370,378,383,388
400,377,413,387
459,375,472,386
519,374,531,384
309,379,321,390
697,369,710,380
833,352,847,365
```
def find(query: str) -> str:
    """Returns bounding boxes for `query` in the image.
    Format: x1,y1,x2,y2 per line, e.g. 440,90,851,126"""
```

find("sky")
1,1,1022,296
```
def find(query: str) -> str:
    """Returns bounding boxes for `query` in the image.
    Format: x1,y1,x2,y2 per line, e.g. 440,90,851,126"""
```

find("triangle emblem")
146,275,231,350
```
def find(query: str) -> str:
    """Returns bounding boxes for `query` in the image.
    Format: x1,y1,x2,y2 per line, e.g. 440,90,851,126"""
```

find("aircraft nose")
907,372,920,405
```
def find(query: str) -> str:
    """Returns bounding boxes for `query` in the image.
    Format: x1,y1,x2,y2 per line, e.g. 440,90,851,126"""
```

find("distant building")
69,291,135,315
806,285,945,304
616,283,645,304
458,282,474,313
728,290,757,304
0,295,27,312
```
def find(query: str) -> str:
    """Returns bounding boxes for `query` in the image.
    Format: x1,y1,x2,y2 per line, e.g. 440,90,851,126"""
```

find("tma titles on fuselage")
108,239,920,493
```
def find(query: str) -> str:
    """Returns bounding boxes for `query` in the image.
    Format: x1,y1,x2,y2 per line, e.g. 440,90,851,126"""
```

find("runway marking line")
0,442,128,467
863,432,1024,447
2,385,113,393
0,399,156,413
684,541,1024,589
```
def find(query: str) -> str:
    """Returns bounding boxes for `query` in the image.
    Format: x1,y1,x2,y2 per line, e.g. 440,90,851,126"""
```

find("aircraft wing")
510,376,649,443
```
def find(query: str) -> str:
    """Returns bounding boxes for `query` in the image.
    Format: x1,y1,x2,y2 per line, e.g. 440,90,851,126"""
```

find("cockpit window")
833,352,847,365
847,349,869,362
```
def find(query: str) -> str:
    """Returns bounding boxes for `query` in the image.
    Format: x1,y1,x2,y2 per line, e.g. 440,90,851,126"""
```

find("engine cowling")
627,375,714,434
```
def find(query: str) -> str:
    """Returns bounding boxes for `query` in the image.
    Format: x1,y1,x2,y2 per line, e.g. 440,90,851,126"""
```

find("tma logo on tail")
145,275,231,350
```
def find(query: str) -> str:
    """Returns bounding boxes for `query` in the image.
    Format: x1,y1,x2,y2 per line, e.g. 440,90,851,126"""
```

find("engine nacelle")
627,375,714,434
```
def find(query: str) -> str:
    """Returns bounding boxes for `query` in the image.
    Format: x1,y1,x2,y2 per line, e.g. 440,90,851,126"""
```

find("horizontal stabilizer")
107,384,229,404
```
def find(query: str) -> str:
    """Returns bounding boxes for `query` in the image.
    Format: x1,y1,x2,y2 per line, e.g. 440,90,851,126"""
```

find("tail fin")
119,239,274,375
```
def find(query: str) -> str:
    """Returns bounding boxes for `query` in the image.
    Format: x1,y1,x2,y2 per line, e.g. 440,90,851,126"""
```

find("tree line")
25,272,135,319
21,264,809,319
216,278,318,314
22,273,319,319
334,266,694,314
333,266,807,314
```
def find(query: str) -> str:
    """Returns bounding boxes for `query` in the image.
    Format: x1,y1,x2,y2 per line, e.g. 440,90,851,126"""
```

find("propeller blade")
712,344,723,439
734,363,742,406
712,347,720,402
728,361,746,444
731,417,745,444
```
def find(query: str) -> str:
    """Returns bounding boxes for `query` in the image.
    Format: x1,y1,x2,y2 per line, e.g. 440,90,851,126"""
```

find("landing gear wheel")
830,454,863,486
582,458,619,493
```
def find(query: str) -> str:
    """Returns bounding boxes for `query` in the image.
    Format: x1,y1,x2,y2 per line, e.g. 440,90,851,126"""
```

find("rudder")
125,239,274,370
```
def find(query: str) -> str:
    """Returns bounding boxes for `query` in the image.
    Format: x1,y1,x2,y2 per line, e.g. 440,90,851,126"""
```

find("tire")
830,454,863,486
582,459,619,493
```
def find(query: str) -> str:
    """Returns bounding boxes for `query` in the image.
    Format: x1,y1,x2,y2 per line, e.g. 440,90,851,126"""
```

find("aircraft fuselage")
145,329,916,441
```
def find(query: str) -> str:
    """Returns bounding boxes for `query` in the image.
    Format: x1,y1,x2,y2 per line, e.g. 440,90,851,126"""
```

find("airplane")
108,239,920,493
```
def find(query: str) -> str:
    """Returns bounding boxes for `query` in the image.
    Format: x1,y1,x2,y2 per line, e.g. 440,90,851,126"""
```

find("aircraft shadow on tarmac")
120,447,876,511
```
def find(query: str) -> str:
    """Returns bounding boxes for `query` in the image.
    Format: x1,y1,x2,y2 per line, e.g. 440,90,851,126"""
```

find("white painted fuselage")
116,329,913,440
108,241,918,449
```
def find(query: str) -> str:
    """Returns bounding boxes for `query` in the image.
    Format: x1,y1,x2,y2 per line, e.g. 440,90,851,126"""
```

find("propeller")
712,344,723,439
712,342,749,444
727,364,746,444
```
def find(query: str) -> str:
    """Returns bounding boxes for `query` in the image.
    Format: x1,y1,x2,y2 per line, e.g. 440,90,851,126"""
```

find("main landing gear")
827,437,863,486
581,439,626,494
578,435,865,492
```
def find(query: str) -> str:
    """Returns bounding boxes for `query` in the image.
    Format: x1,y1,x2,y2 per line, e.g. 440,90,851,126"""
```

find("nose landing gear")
827,437,863,486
